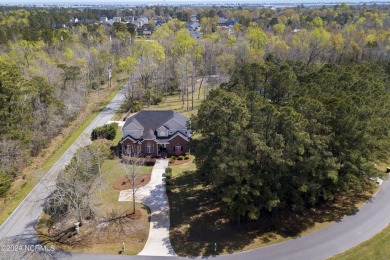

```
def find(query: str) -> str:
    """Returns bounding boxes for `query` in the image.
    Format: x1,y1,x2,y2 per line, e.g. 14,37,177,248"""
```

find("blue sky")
3,0,388,4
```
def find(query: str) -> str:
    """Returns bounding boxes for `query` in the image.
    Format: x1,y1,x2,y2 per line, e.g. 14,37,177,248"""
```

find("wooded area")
192,61,390,223
0,4,389,210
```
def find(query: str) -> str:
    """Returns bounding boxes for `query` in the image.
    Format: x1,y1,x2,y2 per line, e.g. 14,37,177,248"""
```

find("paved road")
0,87,127,260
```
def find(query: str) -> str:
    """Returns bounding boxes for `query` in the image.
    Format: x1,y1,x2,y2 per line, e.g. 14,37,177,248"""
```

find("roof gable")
122,117,143,130
120,135,139,144
168,131,189,142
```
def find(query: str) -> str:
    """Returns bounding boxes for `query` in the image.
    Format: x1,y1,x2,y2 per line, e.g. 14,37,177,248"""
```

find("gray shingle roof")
123,117,143,130
123,110,189,140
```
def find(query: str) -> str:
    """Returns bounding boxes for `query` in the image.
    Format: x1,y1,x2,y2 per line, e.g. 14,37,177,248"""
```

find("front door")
158,144,167,155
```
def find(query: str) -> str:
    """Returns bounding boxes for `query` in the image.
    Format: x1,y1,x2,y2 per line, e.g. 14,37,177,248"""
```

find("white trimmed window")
175,145,182,151
147,143,151,153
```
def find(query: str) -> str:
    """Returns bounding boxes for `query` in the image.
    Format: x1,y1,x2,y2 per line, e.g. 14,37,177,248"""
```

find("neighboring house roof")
122,110,189,141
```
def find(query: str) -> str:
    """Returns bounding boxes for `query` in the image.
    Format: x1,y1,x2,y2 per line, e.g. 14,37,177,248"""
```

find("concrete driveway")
119,159,175,257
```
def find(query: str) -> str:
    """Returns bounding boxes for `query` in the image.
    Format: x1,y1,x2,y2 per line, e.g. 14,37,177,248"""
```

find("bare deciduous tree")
45,141,110,226
121,146,144,214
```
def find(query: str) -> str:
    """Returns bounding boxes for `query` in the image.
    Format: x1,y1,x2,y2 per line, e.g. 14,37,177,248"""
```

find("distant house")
142,30,152,36
120,110,190,157
218,17,228,25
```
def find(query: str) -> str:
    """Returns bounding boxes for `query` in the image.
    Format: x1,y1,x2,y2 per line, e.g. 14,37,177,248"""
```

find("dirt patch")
37,204,150,255
113,174,151,190
125,209,142,219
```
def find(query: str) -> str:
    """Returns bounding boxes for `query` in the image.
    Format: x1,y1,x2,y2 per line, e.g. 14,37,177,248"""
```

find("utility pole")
108,64,112,88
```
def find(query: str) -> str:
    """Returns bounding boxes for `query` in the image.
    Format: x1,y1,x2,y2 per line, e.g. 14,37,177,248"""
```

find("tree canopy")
191,61,390,223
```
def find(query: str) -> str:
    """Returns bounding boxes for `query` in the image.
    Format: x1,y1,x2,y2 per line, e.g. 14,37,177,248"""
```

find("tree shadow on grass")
168,170,373,257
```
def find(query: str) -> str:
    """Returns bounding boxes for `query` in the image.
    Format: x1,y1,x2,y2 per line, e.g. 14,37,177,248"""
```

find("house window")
147,143,151,153
159,130,167,137
175,145,182,151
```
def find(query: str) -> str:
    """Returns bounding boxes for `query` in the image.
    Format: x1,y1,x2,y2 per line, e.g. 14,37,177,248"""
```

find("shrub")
144,157,156,166
152,96,163,105
170,156,176,161
130,101,143,113
184,155,190,160
178,156,184,160
67,232,73,238
91,123,118,141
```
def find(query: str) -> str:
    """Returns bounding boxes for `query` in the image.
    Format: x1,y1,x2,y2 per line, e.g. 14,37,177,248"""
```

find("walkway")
119,159,176,257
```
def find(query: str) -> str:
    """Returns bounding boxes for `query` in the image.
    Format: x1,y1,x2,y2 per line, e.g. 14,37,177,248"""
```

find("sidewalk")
118,159,176,256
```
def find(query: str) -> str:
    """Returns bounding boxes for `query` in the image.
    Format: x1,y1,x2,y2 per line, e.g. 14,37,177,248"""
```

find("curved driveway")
119,159,175,256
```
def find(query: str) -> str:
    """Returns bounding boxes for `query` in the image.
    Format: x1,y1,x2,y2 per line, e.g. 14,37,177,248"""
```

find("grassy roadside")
330,224,390,260
330,163,390,260
0,85,121,226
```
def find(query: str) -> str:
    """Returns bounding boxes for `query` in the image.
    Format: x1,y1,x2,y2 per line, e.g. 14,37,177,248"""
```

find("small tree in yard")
91,123,118,141
122,147,144,214
45,141,111,226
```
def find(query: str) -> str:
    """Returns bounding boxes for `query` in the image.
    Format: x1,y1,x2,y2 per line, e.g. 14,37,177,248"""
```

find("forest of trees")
0,4,390,206
191,61,390,223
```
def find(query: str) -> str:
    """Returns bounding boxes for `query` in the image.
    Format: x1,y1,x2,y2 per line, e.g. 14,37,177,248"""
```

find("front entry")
158,144,167,156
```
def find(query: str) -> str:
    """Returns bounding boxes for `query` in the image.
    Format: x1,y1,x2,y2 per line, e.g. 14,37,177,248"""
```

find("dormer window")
159,130,167,137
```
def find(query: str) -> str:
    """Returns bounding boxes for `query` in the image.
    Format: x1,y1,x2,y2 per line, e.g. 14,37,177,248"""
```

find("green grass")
112,125,123,146
99,159,152,205
330,224,390,260
0,87,121,226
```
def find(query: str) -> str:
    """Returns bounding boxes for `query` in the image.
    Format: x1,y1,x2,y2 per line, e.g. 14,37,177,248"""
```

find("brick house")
120,110,190,157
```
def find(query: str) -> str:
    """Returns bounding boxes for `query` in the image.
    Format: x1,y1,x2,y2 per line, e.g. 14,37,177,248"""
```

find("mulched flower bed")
113,174,151,190
125,209,142,219
169,158,191,166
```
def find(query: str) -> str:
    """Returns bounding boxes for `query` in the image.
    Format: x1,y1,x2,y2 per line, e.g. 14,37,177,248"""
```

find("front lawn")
37,159,153,255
